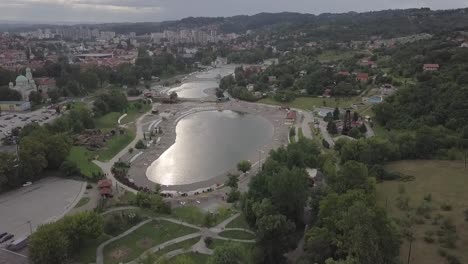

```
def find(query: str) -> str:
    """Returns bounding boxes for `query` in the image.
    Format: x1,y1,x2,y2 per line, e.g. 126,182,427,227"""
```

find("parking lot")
0,177,85,243
0,107,61,140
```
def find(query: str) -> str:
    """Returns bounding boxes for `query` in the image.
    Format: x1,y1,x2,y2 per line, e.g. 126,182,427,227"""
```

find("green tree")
29,223,69,264
29,91,43,106
210,243,253,264
225,173,239,189
60,211,104,251
79,71,99,91
327,121,338,134
333,107,340,120
256,214,295,264
348,127,361,139
237,160,252,173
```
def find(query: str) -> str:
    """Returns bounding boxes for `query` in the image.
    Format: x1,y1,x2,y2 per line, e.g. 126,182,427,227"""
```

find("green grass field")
172,206,236,227
317,50,365,63
94,112,122,129
170,253,210,264
259,97,361,111
103,220,198,264
74,197,90,208
96,129,135,162
74,234,112,264
67,146,102,178
226,215,250,229
218,230,255,240
377,160,468,264
149,236,201,261
120,103,151,124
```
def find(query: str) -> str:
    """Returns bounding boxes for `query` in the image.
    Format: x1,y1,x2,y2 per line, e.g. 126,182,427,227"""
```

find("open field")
259,97,361,110
74,197,90,208
170,252,210,264
317,50,369,63
75,234,112,264
120,103,151,124
219,230,255,240
172,206,236,227
67,146,102,178
103,219,198,264
94,112,122,129
226,214,250,229
96,128,135,162
377,160,468,264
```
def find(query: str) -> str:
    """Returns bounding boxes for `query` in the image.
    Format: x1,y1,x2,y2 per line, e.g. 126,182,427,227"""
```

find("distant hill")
3,8,468,40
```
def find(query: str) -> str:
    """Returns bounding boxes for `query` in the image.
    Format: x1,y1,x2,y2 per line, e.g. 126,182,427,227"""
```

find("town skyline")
0,0,467,23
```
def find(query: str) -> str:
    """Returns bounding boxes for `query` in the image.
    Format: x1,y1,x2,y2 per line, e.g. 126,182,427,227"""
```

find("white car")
196,200,201,204
22,181,32,187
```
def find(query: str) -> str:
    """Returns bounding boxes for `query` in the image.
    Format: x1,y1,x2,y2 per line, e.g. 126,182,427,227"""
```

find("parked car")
0,232,7,239
7,236,28,251
0,234,14,243
22,181,32,187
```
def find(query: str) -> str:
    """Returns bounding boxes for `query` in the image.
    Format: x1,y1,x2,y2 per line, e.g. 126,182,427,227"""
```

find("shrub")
441,203,452,211
227,190,241,203
60,160,81,177
128,148,134,154
423,193,432,202
135,140,146,149
423,230,435,243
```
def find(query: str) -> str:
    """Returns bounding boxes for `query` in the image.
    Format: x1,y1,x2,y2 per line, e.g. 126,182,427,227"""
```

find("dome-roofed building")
10,68,36,101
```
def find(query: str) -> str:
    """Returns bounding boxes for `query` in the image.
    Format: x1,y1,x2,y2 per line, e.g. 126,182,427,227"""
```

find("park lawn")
95,112,122,129
96,128,135,162
120,103,151,125
171,206,236,227
74,197,90,208
206,238,252,251
259,96,361,111
170,252,211,264
298,127,304,139
218,230,255,240
172,206,206,226
377,160,468,264
103,219,198,264
149,236,201,261
74,234,112,264
67,146,102,178
225,214,251,230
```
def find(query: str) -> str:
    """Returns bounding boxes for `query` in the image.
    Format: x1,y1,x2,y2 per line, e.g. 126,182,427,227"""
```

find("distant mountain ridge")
2,8,468,40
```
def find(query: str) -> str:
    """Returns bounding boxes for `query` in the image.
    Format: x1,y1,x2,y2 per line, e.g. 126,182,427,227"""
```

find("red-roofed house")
36,78,56,96
98,179,113,198
423,64,439,71
356,73,369,82
286,110,297,122
98,179,112,188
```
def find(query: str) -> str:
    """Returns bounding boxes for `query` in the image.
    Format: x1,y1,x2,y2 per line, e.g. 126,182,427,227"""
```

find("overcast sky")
0,0,467,23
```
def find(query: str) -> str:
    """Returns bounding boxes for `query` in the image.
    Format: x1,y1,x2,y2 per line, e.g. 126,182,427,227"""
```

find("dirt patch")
137,237,154,249
109,246,131,260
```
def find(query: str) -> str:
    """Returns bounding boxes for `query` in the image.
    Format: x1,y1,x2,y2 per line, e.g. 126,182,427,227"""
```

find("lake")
146,110,274,186
167,81,218,98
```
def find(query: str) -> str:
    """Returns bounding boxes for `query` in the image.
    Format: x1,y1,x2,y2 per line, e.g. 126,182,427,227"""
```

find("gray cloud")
0,0,466,23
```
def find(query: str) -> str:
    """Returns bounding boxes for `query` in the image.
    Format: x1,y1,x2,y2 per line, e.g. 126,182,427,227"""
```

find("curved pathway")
93,112,151,194
96,209,255,264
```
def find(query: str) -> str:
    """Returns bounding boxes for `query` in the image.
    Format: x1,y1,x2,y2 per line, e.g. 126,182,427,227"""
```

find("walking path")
96,209,254,264
93,112,151,194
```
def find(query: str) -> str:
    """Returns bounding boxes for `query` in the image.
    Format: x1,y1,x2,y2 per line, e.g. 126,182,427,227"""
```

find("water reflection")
146,110,273,185
167,81,218,98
